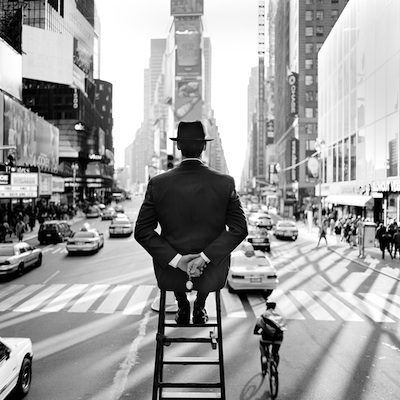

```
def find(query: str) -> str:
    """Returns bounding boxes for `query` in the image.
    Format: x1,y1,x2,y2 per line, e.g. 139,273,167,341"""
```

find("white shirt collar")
181,158,204,164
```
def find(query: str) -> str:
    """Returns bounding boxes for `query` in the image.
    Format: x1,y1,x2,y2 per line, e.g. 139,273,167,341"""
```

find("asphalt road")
1,198,399,400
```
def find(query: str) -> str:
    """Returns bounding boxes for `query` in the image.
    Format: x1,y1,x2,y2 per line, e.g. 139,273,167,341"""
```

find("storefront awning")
325,194,373,207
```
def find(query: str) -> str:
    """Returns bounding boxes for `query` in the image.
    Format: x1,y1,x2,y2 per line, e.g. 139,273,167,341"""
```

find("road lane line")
43,270,60,284
68,284,109,313
0,284,44,311
386,294,400,306
123,285,154,315
0,285,23,300
40,284,88,312
14,284,66,312
337,292,395,323
314,291,364,322
95,285,132,314
290,290,335,321
269,289,305,320
361,293,400,319
221,288,247,318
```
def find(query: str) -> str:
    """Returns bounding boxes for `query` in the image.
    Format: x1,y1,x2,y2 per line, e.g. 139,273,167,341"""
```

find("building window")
305,91,314,101
306,0,314,4
331,10,339,20
305,124,314,134
332,0,339,3
316,10,324,20
305,11,313,21
305,75,314,85
306,27,314,37
316,26,324,37
305,108,314,118
305,59,314,69
316,43,323,53
305,43,314,53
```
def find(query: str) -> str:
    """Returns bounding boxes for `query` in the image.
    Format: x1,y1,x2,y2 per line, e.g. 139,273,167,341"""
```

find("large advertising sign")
288,73,299,116
3,96,59,170
174,79,202,121
171,0,204,16
0,172,38,198
0,39,22,100
175,17,201,77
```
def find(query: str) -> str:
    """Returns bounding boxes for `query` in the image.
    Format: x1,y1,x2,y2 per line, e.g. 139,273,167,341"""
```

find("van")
38,221,74,244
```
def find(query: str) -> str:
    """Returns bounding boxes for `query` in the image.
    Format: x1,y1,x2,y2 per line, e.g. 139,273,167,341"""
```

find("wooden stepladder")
152,290,226,400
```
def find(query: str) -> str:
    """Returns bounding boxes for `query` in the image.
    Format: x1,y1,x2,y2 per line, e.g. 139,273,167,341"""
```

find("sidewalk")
298,223,400,282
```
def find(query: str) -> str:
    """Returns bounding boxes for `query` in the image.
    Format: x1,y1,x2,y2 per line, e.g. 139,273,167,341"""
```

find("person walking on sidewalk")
317,218,328,247
392,227,400,259
379,227,393,260
15,219,26,242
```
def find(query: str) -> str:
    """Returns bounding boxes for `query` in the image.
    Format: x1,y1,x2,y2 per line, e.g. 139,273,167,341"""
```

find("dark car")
38,220,74,244
246,226,271,252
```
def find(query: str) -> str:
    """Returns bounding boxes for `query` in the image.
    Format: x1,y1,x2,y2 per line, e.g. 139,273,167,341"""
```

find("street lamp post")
314,139,326,228
71,163,79,209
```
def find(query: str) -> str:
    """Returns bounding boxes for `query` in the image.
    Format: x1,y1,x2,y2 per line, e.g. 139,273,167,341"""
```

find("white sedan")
66,226,104,254
274,220,299,240
227,243,278,296
0,336,33,400
109,217,133,237
0,243,43,277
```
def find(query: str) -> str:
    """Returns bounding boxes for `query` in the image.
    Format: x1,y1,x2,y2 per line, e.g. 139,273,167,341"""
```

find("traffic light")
167,155,174,170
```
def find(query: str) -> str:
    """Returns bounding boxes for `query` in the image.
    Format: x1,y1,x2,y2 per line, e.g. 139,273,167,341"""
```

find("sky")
95,0,260,184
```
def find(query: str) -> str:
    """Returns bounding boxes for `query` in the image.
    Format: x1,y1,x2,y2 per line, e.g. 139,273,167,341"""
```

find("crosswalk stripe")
0,285,44,311
68,285,110,313
14,284,67,312
314,291,363,322
123,285,154,315
0,285,24,301
40,284,89,312
337,292,395,323
269,290,305,320
361,293,400,320
290,291,335,321
221,289,247,318
95,285,132,314
386,294,400,307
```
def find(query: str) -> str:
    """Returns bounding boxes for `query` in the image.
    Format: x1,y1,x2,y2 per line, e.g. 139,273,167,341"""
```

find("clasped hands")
177,254,207,278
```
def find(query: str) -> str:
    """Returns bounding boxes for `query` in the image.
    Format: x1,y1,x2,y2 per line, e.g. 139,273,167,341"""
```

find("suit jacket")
134,160,248,292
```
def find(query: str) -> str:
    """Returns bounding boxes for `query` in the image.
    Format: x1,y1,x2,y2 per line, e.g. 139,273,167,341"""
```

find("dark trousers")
393,244,400,259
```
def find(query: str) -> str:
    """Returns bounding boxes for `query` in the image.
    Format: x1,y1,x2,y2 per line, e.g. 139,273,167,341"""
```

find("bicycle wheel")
269,360,279,399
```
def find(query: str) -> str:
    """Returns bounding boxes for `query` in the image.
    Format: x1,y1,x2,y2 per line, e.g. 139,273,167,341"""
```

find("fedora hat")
170,121,213,141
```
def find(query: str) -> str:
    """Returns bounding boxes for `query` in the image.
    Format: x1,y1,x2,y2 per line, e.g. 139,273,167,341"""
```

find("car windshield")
113,219,130,225
278,222,296,227
0,247,15,256
74,231,97,238
42,224,57,230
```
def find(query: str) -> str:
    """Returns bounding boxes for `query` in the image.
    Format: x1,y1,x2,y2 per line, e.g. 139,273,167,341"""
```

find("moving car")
38,220,73,244
248,213,274,230
101,207,117,220
0,336,33,399
109,217,133,237
246,226,271,252
274,220,299,241
114,204,125,213
66,225,104,254
0,243,43,277
227,242,278,296
85,205,102,219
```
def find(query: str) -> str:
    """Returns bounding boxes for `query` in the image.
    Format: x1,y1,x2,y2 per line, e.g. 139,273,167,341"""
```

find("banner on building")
174,79,202,121
288,73,298,116
289,138,299,182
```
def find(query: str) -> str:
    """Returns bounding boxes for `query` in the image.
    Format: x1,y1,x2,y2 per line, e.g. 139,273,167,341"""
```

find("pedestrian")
375,222,385,247
334,220,342,243
134,121,248,325
15,219,26,242
317,219,328,247
379,227,393,260
392,228,400,259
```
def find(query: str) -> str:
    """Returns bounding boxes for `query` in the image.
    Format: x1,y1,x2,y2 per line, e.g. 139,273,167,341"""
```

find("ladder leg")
152,289,167,400
216,290,226,400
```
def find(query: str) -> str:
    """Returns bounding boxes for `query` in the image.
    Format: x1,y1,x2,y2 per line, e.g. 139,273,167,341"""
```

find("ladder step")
164,356,219,364
162,391,221,399
165,322,218,328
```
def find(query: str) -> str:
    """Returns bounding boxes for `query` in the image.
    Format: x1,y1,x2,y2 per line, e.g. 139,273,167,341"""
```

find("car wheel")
17,263,24,276
266,246,271,252
16,357,32,396
292,236,297,241
36,254,42,267
227,283,235,293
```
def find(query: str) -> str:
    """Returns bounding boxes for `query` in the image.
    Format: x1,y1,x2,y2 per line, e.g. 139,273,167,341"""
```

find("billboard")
0,38,22,100
3,96,59,170
288,73,299,116
174,79,202,121
171,0,204,16
175,17,201,77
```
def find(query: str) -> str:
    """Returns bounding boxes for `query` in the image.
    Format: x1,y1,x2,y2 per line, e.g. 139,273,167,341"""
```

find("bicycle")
254,302,286,399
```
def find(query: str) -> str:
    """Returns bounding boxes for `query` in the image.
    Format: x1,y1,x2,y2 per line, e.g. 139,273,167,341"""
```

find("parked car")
248,213,274,230
246,226,271,252
101,207,117,220
0,242,42,277
274,220,299,241
66,225,104,254
0,336,33,399
38,220,73,244
109,217,133,237
227,242,278,296
85,205,102,219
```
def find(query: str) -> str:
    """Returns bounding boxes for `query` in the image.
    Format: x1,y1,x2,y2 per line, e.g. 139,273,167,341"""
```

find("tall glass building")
318,0,400,223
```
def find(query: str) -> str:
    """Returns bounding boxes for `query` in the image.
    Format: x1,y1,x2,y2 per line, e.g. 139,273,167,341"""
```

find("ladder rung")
164,356,219,364
164,322,218,328
162,391,221,399
164,337,218,344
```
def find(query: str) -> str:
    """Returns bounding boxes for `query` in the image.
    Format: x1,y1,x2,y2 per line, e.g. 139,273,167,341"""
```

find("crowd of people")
375,221,400,260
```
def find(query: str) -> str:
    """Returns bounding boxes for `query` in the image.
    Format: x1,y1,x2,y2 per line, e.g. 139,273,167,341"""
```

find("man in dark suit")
134,121,248,324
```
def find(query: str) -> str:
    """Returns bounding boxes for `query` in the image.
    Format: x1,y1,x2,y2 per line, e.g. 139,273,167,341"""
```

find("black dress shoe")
193,306,209,324
175,305,190,324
